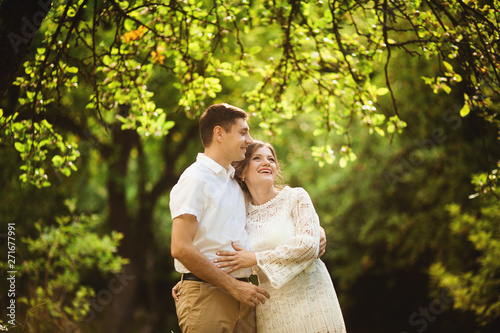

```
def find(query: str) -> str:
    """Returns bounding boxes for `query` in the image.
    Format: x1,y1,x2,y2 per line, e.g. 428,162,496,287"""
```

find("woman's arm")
254,188,320,288
216,227,326,273
217,188,321,289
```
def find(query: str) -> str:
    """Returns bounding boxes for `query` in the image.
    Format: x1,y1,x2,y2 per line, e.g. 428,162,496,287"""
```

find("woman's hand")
318,227,326,258
214,242,257,274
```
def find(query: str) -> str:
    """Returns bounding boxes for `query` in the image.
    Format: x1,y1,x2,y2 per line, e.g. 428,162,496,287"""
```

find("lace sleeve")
255,188,320,289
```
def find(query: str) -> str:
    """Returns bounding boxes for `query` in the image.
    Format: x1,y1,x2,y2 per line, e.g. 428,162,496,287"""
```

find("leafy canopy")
1,0,498,188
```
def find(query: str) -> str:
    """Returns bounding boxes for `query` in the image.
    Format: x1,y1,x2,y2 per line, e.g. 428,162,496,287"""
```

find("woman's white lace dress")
247,186,347,333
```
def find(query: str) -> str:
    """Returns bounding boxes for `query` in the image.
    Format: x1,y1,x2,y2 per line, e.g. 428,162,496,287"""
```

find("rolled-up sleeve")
169,174,205,222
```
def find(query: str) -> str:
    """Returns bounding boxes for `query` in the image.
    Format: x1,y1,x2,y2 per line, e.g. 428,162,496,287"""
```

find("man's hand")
318,227,327,258
228,280,270,307
171,279,269,307
215,242,257,274
172,281,181,301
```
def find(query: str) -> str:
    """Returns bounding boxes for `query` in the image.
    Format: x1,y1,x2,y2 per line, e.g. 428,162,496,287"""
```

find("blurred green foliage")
431,179,500,326
0,202,127,332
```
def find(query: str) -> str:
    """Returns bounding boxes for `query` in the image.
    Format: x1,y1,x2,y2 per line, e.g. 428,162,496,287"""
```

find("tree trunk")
0,0,52,97
102,116,200,331
103,116,139,333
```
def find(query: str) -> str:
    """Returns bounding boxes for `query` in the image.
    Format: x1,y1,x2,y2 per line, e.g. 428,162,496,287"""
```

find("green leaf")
164,120,175,131
249,46,263,54
103,55,112,66
376,87,389,96
443,61,453,72
387,122,396,134
124,19,135,31
52,155,64,167
374,127,385,137
460,104,470,117
14,142,25,152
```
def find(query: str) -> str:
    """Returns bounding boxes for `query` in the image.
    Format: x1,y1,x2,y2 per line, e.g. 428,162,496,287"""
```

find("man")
170,103,268,332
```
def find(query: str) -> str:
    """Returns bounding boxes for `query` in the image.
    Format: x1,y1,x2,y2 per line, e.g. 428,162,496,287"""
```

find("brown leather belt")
183,273,249,283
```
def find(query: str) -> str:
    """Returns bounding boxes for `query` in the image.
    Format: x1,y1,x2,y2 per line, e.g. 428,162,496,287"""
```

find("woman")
214,141,347,333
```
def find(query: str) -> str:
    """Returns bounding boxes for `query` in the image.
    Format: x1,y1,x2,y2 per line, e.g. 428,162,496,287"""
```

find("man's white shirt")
170,153,251,278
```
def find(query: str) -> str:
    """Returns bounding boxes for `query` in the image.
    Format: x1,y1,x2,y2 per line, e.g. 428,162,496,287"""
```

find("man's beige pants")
176,280,256,333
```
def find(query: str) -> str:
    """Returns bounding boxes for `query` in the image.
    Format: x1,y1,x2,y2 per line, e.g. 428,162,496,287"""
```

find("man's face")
223,118,253,162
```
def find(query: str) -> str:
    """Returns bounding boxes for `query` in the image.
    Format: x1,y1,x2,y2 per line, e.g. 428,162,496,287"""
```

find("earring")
241,178,245,182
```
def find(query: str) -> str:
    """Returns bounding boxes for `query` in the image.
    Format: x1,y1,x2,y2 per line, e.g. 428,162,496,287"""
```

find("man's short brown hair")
199,103,248,148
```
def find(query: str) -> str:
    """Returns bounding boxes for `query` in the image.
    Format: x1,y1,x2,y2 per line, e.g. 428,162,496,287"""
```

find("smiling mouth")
259,170,272,174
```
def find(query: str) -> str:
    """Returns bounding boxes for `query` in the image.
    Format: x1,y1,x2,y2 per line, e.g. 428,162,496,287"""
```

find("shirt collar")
197,153,235,178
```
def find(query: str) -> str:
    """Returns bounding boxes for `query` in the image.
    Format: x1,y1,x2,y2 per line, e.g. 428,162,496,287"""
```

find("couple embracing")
170,103,347,333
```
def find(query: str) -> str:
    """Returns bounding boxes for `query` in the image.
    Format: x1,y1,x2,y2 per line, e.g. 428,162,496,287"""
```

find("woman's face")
242,146,278,189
